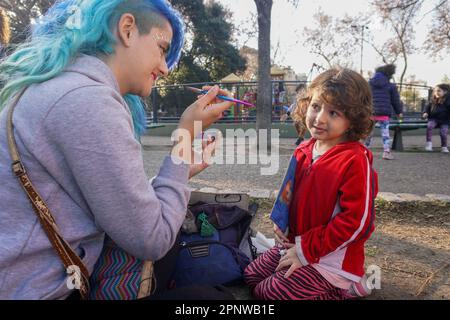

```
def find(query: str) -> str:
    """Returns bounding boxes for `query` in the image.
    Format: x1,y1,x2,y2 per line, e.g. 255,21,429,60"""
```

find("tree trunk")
399,52,408,94
254,0,273,143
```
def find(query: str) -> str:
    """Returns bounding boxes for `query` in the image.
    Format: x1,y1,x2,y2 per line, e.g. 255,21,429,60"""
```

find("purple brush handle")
186,87,255,107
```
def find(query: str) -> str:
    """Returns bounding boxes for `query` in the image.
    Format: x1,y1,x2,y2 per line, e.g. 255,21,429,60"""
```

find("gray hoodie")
0,55,190,299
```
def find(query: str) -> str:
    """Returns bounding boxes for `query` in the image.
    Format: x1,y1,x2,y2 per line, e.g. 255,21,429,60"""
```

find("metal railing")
144,80,432,124
398,83,433,114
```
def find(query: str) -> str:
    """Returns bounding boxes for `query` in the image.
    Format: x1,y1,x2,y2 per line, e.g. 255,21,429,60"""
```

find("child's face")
434,87,445,99
306,93,351,145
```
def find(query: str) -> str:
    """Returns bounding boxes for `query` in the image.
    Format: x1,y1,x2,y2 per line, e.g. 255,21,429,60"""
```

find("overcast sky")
216,0,449,86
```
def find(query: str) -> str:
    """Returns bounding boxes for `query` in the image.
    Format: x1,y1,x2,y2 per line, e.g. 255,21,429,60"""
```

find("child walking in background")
283,83,307,145
423,84,450,153
364,64,403,160
244,68,378,300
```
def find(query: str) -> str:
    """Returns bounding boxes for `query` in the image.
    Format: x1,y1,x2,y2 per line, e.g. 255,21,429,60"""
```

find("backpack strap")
6,88,90,299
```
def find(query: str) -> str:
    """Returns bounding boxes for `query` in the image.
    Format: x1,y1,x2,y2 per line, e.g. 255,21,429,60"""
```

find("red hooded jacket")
289,139,378,281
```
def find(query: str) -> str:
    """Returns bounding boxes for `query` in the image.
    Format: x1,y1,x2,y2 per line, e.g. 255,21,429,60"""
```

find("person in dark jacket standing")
423,83,450,153
365,64,403,160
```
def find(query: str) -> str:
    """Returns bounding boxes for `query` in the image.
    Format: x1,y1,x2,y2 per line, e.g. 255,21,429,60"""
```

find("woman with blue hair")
0,0,233,299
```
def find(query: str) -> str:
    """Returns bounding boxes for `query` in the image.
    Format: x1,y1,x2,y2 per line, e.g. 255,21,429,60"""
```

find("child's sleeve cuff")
295,236,309,266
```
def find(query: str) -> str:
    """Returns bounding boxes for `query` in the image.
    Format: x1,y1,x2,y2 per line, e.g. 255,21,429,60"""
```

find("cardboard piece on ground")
251,232,275,254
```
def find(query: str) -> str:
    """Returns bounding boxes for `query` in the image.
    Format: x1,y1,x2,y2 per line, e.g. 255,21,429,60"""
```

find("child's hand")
275,244,304,278
273,224,289,245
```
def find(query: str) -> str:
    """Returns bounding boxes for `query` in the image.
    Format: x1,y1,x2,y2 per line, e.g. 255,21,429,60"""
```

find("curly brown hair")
0,8,10,45
292,68,374,142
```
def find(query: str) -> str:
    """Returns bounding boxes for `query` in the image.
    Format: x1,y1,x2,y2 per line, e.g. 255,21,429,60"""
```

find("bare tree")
233,12,258,48
0,0,54,43
340,14,399,66
372,0,423,90
423,1,450,58
378,0,448,61
303,9,357,69
379,0,422,10
341,1,447,73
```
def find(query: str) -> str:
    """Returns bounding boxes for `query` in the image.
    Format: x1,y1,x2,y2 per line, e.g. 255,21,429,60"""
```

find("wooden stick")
381,266,427,278
137,261,154,299
415,263,449,297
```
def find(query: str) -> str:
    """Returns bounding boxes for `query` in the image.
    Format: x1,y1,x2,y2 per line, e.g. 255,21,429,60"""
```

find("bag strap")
6,89,90,299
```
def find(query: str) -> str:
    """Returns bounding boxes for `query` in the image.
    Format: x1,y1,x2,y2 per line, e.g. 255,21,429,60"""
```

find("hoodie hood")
369,72,390,89
64,54,121,93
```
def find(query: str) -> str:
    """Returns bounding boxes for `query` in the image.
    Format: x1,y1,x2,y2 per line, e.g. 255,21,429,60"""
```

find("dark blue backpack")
171,202,257,288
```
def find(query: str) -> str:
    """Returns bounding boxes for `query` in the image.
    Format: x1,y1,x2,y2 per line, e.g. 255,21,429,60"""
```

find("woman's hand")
275,243,304,278
188,135,216,179
423,113,428,119
178,85,233,143
273,223,290,245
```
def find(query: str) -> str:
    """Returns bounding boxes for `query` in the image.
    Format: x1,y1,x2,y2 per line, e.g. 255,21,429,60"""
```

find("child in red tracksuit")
244,68,379,300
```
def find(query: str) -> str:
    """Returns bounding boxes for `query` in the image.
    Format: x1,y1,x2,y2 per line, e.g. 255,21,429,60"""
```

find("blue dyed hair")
0,0,185,138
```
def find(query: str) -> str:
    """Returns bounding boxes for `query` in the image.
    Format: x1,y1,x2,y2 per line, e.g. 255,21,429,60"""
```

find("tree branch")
418,0,447,22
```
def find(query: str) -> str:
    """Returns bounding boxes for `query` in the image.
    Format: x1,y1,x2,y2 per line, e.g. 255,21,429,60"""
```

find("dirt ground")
244,198,450,300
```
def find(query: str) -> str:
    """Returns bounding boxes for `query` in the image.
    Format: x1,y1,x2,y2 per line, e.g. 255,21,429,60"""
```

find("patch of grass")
252,198,450,222
250,198,274,212
375,200,450,226
365,245,379,257
249,197,450,235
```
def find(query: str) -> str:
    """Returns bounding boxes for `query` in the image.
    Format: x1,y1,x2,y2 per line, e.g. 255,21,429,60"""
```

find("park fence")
144,80,432,124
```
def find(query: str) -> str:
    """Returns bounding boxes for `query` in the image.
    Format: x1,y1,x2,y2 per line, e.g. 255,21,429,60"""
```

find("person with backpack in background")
423,83,450,153
364,64,403,160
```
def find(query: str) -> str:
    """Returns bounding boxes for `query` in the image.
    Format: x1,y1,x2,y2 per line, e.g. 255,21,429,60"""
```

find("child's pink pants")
244,245,349,300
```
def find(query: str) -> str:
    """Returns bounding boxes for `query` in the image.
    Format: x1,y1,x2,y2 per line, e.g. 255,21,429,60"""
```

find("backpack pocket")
172,233,250,288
